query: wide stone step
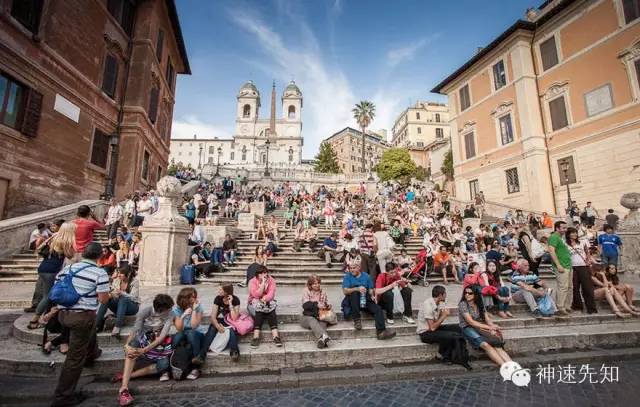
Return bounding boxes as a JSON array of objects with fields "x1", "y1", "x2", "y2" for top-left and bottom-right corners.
[{"x1": 4, "y1": 318, "x2": 640, "y2": 377}]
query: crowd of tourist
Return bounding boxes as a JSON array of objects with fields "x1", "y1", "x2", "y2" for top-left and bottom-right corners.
[{"x1": 20, "y1": 175, "x2": 635, "y2": 406}]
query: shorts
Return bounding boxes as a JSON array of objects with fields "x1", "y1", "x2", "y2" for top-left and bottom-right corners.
[{"x1": 128, "y1": 338, "x2": 170, "y2": 373}]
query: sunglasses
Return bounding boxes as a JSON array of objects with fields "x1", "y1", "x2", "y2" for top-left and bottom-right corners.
[{"x1": 464, "y1": 291, "x2": 474, "y2": 295}]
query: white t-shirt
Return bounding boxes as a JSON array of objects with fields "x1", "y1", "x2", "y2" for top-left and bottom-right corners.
[
  {"x1": 417, "y1": 297, "x2": 441, "y2": 334},
  {"x1": 137, "y1": 200, "x2": 153, "y2": 216}
]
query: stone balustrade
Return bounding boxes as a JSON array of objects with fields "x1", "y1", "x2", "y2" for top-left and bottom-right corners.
[{"x1": 0, "y1": 199, "x2": 108, "y2": 258}]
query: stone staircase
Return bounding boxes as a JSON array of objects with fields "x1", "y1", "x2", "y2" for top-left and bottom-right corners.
[
  {"x1": 0, "y1": 209, "x2": 559, "y2": 286},
  {"x1": 4, "y1": 302, "x2": 640, "y2": 379}
]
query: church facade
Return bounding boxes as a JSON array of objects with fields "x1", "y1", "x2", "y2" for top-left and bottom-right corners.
[{"x1": 169, "y1": 80, "x2": 304, "y2": 171}]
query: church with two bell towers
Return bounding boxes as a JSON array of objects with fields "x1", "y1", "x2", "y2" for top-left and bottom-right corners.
[{"x1": 169, "y1": 80, "x2": 304, "y2": 171}]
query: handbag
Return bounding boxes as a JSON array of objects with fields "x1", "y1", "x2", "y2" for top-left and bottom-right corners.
[
  {"x1": 137, "y1": 331, "x2": 173, "y2": 360},
  {"x1": 536, "y1": 294, "x2": 558, "y2": 316},
  {"x1": 318, "y1": 309, "x2": 338, "y2": 325},
  {"x1": 254, "y1": 299, "x2": 277, "y2": 314},
  {"x1": 477, "y1": 327, "x2": 505, "y2": 347},
  {"x1": 224, "y1": 312, "x2": 254, "y2": 335},
  {"x1": 391, "y1": 286, "x2": 405, "y2": 314},
  {"x1": 209, "y1": 327, "x2": 231, "y2": 353}
]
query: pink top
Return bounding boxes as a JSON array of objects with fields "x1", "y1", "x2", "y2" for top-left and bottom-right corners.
[
  {"x1": 248, "y1": 275, "x2": 276, "y2": 304},
  {"x1": 301, "y1": 288, "x2": 329, "y2": 309}
]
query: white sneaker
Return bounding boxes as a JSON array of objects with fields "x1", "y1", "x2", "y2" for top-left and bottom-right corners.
[
  {"x1": 386, "y1": 319, "x2": 395, "y2": 325},
  {"x1": 403, "y1": 316, "x2": 416, "y2": 324},
  {"x1": 159, "y1": 372, "x2": 170, "y2": 382},
  {"x1": 186, "y1": 369, "x2": 200, "y2": 380}
]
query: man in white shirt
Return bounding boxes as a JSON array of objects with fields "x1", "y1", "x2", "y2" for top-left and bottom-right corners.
[
  {"x1": 123, "y1": 195, "x2": 136, "y2": 227},
  {"x1": 105, "y1": 198, "x2": 123, "y2": 244},
  {"x1": 136, "y1": 193, "x2": 153, "y2": 218},
  {"x1": 28, "y1": 223, "x2": 51, "y2": 251},
  {"x1": 417, "y1": 285, "x2": 470, "y2": 369}
]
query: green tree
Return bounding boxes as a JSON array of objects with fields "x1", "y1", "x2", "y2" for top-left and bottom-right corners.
[
  {"x1": 441, "y1": 149, "x2": 454, "y2": 181},
  {"x1": 415, "y1": 166, "x2": 429, "y2": 181},
  {"x1": 167, "y1": 162, "x2": 177, "y2": 176},
  {"x1": 352, "y1": 101, "x2": 376, "y2": 174},
  {"x1": 375, "y1": 148, "x2": 417, "y2": 183},
  {"x1": 314, "y1": 142, "x2": 341, "y2": 174}
]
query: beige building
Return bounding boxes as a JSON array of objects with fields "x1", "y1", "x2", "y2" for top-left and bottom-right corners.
[
  {"x1": 390, "y1": 102, "x2": 449, "y2": 148},
  {"x1": 432, "y1": 0, "x2": 640, "y2": 214},
  {"x1": 323, "y1": 127, "x2": 389, "y2": 175}
]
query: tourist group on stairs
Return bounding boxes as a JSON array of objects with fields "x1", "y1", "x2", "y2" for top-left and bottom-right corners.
[{"x1": 19, "y1": 175, "x2": 636, "y2": 406}]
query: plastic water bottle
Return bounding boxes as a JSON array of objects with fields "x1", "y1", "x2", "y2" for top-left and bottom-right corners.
[{"x1": 360, "y1": 291, "x2": 366, "y2": 308}]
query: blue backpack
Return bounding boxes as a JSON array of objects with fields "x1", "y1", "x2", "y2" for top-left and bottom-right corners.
[{"x1": 48, "y1": 264, "x2": 94, "y2": 307}]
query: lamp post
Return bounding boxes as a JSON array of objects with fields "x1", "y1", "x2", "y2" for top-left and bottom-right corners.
[
  {"x1": 264, "y1": 139, "x2": 271, "y2": 177},
  {"x1": 215, "y1": 146, "x2": 222, "y2": 177},
  {"x1": 560, "y1": 160, "x2": 572, "y2": 215},
  {"x1": 198, "y1": 141, "x2": 203, "y2": 180}
]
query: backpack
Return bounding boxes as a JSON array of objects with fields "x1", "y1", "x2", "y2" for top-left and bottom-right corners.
[
  {"x1": 48, "y1": 264, "x2": 94, "y2": 307},
  {"x1": 170, "y1": 337, "x2": 193, "y2": 380}
]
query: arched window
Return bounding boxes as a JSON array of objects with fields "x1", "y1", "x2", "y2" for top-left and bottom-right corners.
[
  {"x1": 288, "y1": 146, "x2": 294, "y2": 162},
  {"x1": 243, "y1": 104, "x2": 251, "y2": 118},
  {"x1": 208, "y1": 146, "x2": 214, "y2": 154},
  {"x1": 288, "y1": 105, "x2": 296, "y2": 119},
  {"x1": 241, "y1": 146, "x2": 247, "y2": 161}
]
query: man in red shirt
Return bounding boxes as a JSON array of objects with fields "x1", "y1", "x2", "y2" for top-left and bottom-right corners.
[
  {"x1": 73, "y1": 205, "x2": 104, "y2": 260},
  {"x1": 375, "y1": 263, "x2": 415, "y2": 325},
  {"x1": 433, "y1": 246, "x2": 456, "y2": 285}
]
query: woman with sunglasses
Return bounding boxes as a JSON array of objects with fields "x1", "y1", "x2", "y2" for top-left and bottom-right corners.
[{"x1": 458, "y1": 287, "x2": 514, "y2": 367}]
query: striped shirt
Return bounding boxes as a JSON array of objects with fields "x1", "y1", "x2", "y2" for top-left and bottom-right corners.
[{"x1": 55, "y1": 260, "x2": 109, "y2": 311}]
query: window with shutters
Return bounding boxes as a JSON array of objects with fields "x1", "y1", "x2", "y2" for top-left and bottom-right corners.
[
  {"x1": 107, "y1": 0, "x2": 135, "y2": 36},
  {"x1": 141, "y1": 150, "x2": 150, "y2": 181},
  {"x1": 416, "y1": 112, "x2": 421, "y2": 120},
  {"x1": 557, "y1": 156, "x2": 577, "y2": 185},
  {"x1": 505, "y1": 168, "x2": 520, "y2": 194},
  {"x1": 549, "y1": 96, "x2": 569, "y2": 131},
  {"x1": 540, "y1": 37, "x2": 559, "y2": 71},
  {"x1": 11, "y1": 0, "x2": 43, "y2": 33},
  {"x1": 148, "y1": 86, "x2": 159, "y2": 124},
  {"x1": 492, "y1": 60, "x2": 507, "y2": 90},
  {"x1": 417, "y1": 127, "x2": 422, "y2": 134},
  {"x1": 156, "y1": 29, "x2": 164, "y2": 61},
  {"x1": 90, "y1": 129, "x2": 110, "y2": 169},
  {"x1": 463, "y1": 132, "x2": 476, "y2": 159},
  {"x1": 459, "y1": 84, "x2": 471, "y2": 111},
  {"x1": 166, "y1": 57, "x2": 174, "y2": 91},
  {"x1": 499, "y1": 114, "x2": 514, "y2": 145},
  {"x1": 230, "y1": 151, "x2": 235, "y2": 160},
  {"x1": 101, "y1": 54, "x2": 118, "y2": 99},
  {"x1": 436, "y1": 128, "x2": 444, "y2": 138},
  {"x1": 0, "y1": 73, "x2": 26, "y2": 130},
  {"x1": 469, "y1": 180, "x2": 479, "y2": 200},
  {"x1": 435, "y1": 113, "x2": 440, "y2": 122},
  {"x1": 622, "y1": 0, "x2": 640, "y2": 23}
]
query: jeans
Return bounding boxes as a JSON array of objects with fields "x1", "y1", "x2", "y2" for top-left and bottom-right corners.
[
  {"x1": 106, "y1": 221, "x2": 120, "y2": 240},
  {"x1": 35, "y1": 273, "x2": 57, "y2": 315},
  {"x1": 600, "y1": 254, "x2": 618, "y2": 267},
  {"x1": 495, "y1": 286, "x2": 511, "y2": 312},
  {"x1": 211, "y1": 248, "x2": 224, "y2": 265},
  {"x1": 53, "y1": 310, "x2": 100, "y2": 405},
  {"x1": 378, "y1": 287, "x2": 413, "y2": 318},
  {"x1": 346, "y1": 292, "x2": 386, "y2": 333},
  {"x1": 360, "y1": 253, "x2": 378, "y2": 281},
  {"x1": 456, "y1": 264, "x2": 467, "y2": 282},
  {"x1": 95, "y1": 296, "x2": 139, "y2": 331},
  {"x1": 199, "y1": 325, "x2": 239, "y2": 359},
  {"x1": 224, "y1": 250, "x2": 237, "y2": 263},
  {"x1": 173, "y1": 328, "x2": 205, "y2": 358}
]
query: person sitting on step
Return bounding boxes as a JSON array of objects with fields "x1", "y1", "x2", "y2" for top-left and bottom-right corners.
[
  {"x1": 193, "y1": 284, "x2": 241, "y2": 365},
  {"x1": 509, "y1": 259, "x2": 550, "y2": 318},
  {"x1": 171, "y1": 287, "x2": 205, "y2": 380},
  {"x1": 342, "y1": 261, "x2": 396, "y2": 340},
  {"x1": 375, "y1": 262, "x2": 415, "y2": 325},
  {"x1": 115, "y1": 294, "x2": 175, "y2": 406},
  {"x1": 417, "y1": 285, "x2": 471, "y2": 370},
  {"x1": 95, "y1": 265, "x2": 140, "y2": 339},
  {"x1": 247, "y1": 266, "x2": 282, "y2": 348},
  {"x1": 301, "y1": 275, "x2": 336, "y2": 349},
  {"x1": 321, "y1": 232, "x2": 342, "y2": 268}
]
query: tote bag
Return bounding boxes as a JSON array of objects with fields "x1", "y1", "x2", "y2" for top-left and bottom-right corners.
[
  {"x1": 392, "y1": 286, "x2": 405, "y2": 314},
  {"x1": 209, "y1": 327, "x2": 231, "y2": 353}
]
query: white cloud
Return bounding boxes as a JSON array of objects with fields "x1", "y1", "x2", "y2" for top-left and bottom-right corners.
[
  {"x1": 228, "y1": 8, "x2": 356, "y2": 157},
  {"x1": 171, "y1": 115, "x2": 233, "y2": 140},
  {"x1": 386, "y1": 36, "x2": 435, "y2": 67}
]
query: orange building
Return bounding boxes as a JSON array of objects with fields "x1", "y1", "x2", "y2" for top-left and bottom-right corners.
[{"x1": 432, "y1": 0, "x2": 640, "y2": 215}]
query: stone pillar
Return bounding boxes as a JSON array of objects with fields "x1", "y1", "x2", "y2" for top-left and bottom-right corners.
[
  {"x1": 138, "y1": 176, "x2": 191, "y2": 286},
  {"x1": 205, "y1": 225, "x2": 241, "y2": 245},
  {"x1": 238, "y1": 212, "x2": 257, "y2": 231},
  {"x1": 250, "y1": 201, "x2": 265, "y2": 216},
  {"x1": 619, "y1": 193, "x2": 640, "y2": 275}
]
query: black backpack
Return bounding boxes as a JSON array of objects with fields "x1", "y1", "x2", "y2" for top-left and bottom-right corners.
[{"x1": 170, "y1": 337, "x2": 193, "y2": 380}]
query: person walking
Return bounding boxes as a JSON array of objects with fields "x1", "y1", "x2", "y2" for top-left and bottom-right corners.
[
  {"x1": 51, "y1": 242, "x2": 109, "y2": 407},
  {"x1": 548, "y1": 221, "x2": 573, "y2": 316}
]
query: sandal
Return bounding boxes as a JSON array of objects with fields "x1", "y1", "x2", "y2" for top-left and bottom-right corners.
[
  {"x1": 111, "y1": 372, "x2": 124, "y2": 383},
  {"x1": 42, "y1": 341, "x2": 52, "y2": 355}
]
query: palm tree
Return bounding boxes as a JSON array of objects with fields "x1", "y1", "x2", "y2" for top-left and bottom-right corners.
[{"x1": 352, "y1": 101, "x2": 376, "y2": 174}]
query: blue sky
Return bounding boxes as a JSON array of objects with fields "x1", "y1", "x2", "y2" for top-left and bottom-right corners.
[{"x1": 172, "y1": 0, "x2": 537, "y2": 157}]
